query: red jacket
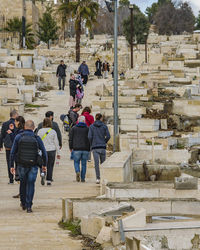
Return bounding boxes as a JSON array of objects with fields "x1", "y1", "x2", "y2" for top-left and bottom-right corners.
[{"x1": 82, "y1": 112, "x2": 94, "y2": 127}]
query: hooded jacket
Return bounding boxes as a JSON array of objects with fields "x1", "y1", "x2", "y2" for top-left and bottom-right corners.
[
  {"x1": 88, "y1": 120, "x2": 110, "y2": 150},
  {"x1": 69, "y1": 79, "x2": 79, "y2": 98}
]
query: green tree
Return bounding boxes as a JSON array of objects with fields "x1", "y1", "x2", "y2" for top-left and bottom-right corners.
[
  {"x1": 196, "y1": 11, "x2": 200, "y2": 30},
  {"x1": 37, "y1": 6, "x2": 59, "y2": 49},
  {"x1": 4, "y1": 17, "x2": 35, "y2": 49},
  {"x1": 58, "y1": 0, "x2": 99, "y2": 62},
  {"x1": 123, "y1": 5, "x2": 150, "y2": 45},
  {"x1": 119, "y1": 0, "x2": 130, "y2": 7}
]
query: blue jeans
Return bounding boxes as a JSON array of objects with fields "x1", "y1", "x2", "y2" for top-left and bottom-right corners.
[
  {"x1": 18, "y1": 166, "x2": 38, "y2": 209},
  {"x1": 73, "y1": 151, "x2": 89, "y2": 181}
]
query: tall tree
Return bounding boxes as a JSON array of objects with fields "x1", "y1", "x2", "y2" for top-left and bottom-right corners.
[
  {"x1": 4, "y1": 17, "x2": 35, "y2": 49},
  {"x1": 145, "y1": 0, "x2": 172, "y2": 23},
  {"x1": 123, "y1": 5, "x2": 150, "y2": 44},
  {"x1": 37, "y1": 5, "x2": 59, "y2": 49},
  {"x1": 154, "y1": 1, "x2": 195, "y2": 35},
  {"x1": 196, "y1": 11, "x2": 200, "y2": 30},
  {"x1": 58, "y1": 0, "x2": 99, "y2": 62}
]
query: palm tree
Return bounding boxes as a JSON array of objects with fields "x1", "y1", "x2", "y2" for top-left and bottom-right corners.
[
  {"x1": 4, "y1": 17, "x2": 35, "y2": 49},
  {"x1": 58, "y1": 0, "x2": 99, "y2": 62}
]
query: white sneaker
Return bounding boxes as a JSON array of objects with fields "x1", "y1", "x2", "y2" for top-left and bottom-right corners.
[{"x1": 96, "y1": 179, "x2": 100, "y2": 184}]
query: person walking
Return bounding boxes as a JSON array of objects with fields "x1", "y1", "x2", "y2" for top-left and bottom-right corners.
[
  {"x1": 0, "y1": 110, "x2": 18, "y2": 184},
  {"x1": 88, "y1": 113, "x2": 110, "y2": 184},
  {"x1": 69, "y1": 73, "x2": 79, "y2": 108},
  {"x1": 11, "y1": 116, "x2": 25, "y2": 198},
  {"x1": 81, "y1": 107, "x2": 94, "y2": 162},
  {"x1": 10, "y1": 120, "x2": 47, "y2": 213},
  {"x1": 38, "y1": 118, "x2": 60, "y2": 186},
  {"x1": 102, "y1": 61, "x2": 110, "y2": 79},
  {"x1": 68, "y1": 104, "x2": 82, "y2": 127},
  {"x1": 56, "y1": 60, "x2": 67, "y2": 90},
  {"x1": 69, "y1": 116, "x2": 90, "y2": 182},
  {"x1": 78, "y1": 61, "x2": 89, "y2": 85},
  {"x1": 37, "y1": 111, "x2": 62, "y2": 149},
  {"x1": 95, "y1": 58, "x2": 102, "y2": 79}
]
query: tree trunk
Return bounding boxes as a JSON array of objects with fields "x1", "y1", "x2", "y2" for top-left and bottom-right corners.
[{"x1": 75, "y1": 19, "x2": 81, "y2": 62}]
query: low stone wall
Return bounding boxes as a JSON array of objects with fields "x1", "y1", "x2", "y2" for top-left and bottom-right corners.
[{"x1": 62, "y1": 197, "x2": 200, "y2": 221}]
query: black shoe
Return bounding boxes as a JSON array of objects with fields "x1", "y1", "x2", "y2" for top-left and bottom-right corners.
[
  {"x1": 81, "y1": 179, "x2": 85, "y2": 183},
  {"x1": 20, "y1": 203, "x2": 26, "y2": 210},
  {"x1": 76, "y1": 172, "x2": 80, "y2": 182},
  {"x1": 27, "y1": 208, "x2": 33, "y2": 213},
  {"x1": 8, "y1": 180, "x2": 14, "y2": 184},
  {"x1": 59, "y1": 88, "x2": 61, "y2": 90},
  {"x1": 41, "y1": 176, "x2": 45, "y2": 186},
  {"x1": 47, "y1": 182, "x2": 51, "y2": 186},
  {"x1": 13, "y1": 194, "x2": 20, "y2": 198}
]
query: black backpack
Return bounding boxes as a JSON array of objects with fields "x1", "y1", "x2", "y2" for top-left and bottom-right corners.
[{"x1": 17, "y1": 133, "x2": 39, "y2": 167}]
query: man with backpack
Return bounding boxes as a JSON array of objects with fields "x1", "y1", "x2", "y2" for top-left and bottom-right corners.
[
  {"x1": 0, "y1": 110, "x2": 18, "y2": 184},
  {"x1": 68, "y1": 104, "x2": 82, "y2": 127},
  {"x1": 10, "y1": 120, "x2": 47, "y2": 213}
]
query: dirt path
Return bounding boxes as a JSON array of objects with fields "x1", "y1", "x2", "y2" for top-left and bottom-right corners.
[{"x1": 0, "y1": 77, "x2": 104, "y2": 250}]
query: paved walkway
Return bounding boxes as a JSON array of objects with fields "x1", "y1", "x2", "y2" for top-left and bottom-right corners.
[{"x1": 0, "y1": 78, "x2": 103, "y2": 249}]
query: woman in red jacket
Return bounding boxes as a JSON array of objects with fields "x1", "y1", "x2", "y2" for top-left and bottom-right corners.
[
  {"x1": 81, "y1": 107, "x2": 94, "y2": 162},
  {"x1": 81, "y1": 107, "x2": 94, "y2": 127}
]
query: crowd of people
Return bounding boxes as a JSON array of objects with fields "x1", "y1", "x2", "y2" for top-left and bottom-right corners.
[{"x1": 0, "y1": 61, "x2": 111, "y2": 213}]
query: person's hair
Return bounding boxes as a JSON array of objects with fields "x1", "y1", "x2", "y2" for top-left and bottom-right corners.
[
  {"x1": 10, "y1": 109, "x2": 18, "y2": 118},
  {"x1": 83, "y1": 61, "x2": 86, "y2": 63},
  {"x1": 15, "y1": 116, "x2": 25, "y2": 130},
  {"x1": 60, "y1": 60, "x2": 64, "y2": 63},
  {"x1": 42, "y1": 118, "x2": 52, "y2": 128},
  {"x1": 74, "y1": 104, "x2": 82, "y2": 109},
  {"x1": 25, "y1": 120, "x2": 35, "y2": 130},
  {"x1": 78, "y1": 116, "x2": 86, "y2": 123},
  {"x1": 70, "y1": 73, "x2": 74, "y2": 77},
  {"x1": 45, "y1": 111, "x2": 54, "y2": 118},
  {"x1": 95, "y1": 113, "x2": 103, "y2": 121},
  {"x1": 82, "y1": 106, "x2": 91, "y2": 114}
]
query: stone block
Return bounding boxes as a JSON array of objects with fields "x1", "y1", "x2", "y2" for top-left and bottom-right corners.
[
  {"x1": 81, "y1": 215, "x2": 105, "y2": 238},
  {"x1": 161, "y1": 119, "x2": 167, "y2": 130},
  {"x1": 174, "y1": 176, "x2": 198, "y2": 190},
  {"x1": 96, "y1": 226, "x2": 112, "y2": 244},
  {"x1": 101, "y1": 151, "x2": 133, "y2": 183},
  {"x1": 113, "y1": 209, "x2": 146, "y2": 230}
]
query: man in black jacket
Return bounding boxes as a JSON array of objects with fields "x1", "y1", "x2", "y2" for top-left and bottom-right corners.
[
  {"x1": 0, "y1": 109, "x2": 18, "y2": 183},
  {"x1": 69, "y1": 116, "x2": 90, "y2": 182},
  {"x1": 36, "y1": 111, "x2": 62, "y2": 148},
  {"x1": 56, "y1": 60, "x2": 67, "y2": 90}
]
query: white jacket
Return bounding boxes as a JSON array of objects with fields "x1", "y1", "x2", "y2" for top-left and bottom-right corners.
[{"x1": 38, "y1": 127, "x2": 60, "y2": 155}]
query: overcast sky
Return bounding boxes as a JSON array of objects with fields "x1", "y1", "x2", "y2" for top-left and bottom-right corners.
[{"x1": 130, "y1": 0, "x2": 200, "y2": 16}]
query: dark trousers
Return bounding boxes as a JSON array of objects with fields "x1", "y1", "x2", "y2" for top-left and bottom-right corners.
[
  {"x1": 47, "y1": 151, "x2": 56, "y2": 181},
  {"x1": 6, "y1": 149, "x2": 13, "y2": 183},
  {"x1": 58, "y1": 76, "x2": 66, "y2": 90},
  {"x1": 81, "y1": 74, "x2": 88, "y2": 85},
  {"x1": 18, "y1": 166, "x2": 38, "y2": 208},
  {"x1": 92, "y1": 149, "x2": 106, "y2": 180}
]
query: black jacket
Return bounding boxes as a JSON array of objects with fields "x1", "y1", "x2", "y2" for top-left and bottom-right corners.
[
  {"x1": 37, "y1": 121, "x2": 62, "y2": 147},
  {"x1": 0, "y1": 118, "x2": 16, "y2": 148},
  {"x1": 69, "y1": 79, "x2": 79, "y2": 98},
  {"x1": 69, "y1": 122, "x2": 90, "y2": 151},
  {"x1": 56, "y1": 64, "x2": 66, "y2": 77}
]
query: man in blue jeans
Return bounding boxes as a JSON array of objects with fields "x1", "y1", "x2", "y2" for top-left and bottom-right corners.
[
  {"x1": 10, "y1": 120, "x2": 47, "y2": 213},
  {"x1": 69, "y1": 116, "x2": 90, "y2": 182}
]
